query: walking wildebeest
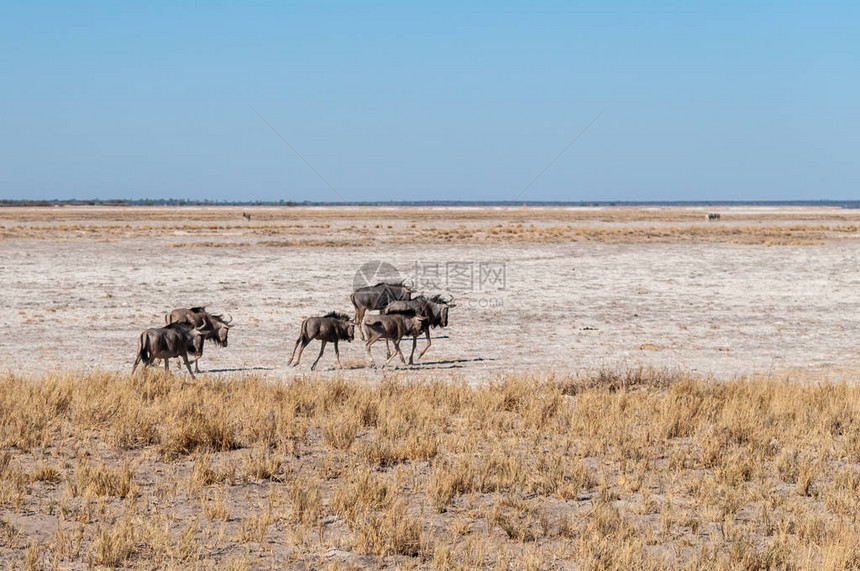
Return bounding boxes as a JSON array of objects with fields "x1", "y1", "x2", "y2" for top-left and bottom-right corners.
[
  {"x1": 707, "y1": 213, "x2": 721, "y2": 221},
  {"x1": 363, "y1": 313, "x2": 427, "y2": 368},
  {"x1": 166, "y1": 307, "x2": 232, "y2": 372},
  {"x1": 350, "y1": 281, "x2": 413, "y2": 340},
  {"x1": 132, "y1": 322, "x2": 211, "y2": 379},
  {"x1": 382, "y1": 294, "x2": 454, "y2": 364},
  {"x1": 288, "y1": 312, "x2": 356, "y2": 370}
]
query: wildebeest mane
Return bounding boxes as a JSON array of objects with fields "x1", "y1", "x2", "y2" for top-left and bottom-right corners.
[
  {"x1": 323, "y1": 311, "x2": 351, "y2": 321},
  {"x1": 190, "y1": 306, "x2": 206, "y2": 313},
  {"x1": 206, "y1": 312, "x2": 229, "y2": 325},
  {"x1": 368, "y1": 280, "x2": 409, "y2": 289}
]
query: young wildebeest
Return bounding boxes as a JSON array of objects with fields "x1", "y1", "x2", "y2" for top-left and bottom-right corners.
[
  {"x1": 288, "y1": 312, "x2": 355, "y2": 370},
  {"x1": 132, "y1": 322, "x2": 210, "y2": 379},
  {"x1": 382, "y1": 294, "x2": 454, "y2": 364},
  {"x1": 165, "y1": 307, "x2": 232, "y2": 372},
  {"x1": 363, "y1": 313, "x2": 427, "y2": 368},
  {"x1": 350, "y1": 281, "x2": 413, "y2": 340}
]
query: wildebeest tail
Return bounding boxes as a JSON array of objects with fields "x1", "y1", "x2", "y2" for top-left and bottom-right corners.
[{"x1": 138, "y1": 332, "x2": 153, "y2": 366}]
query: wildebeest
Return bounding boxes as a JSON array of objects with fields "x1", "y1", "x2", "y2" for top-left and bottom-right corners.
[
  {"x1": 132, "y1": 322, "x2": 211, "y2": 379},
  {"x1": 363, "y1": 313, "x2": 427, "y2": 368},
  {"x1": 350, "y1": 282, "x2": 413, "y2": 340},
  {"x1": 382, "y1": 294, "x2": 454, "y2": 364},
  {"x1": 165, "y1": 307, "x2": 232, "y2": 372},
  {"x1": 707, "y1": 213, "x2": 721, "y2": 221},
  {"x1": 288, "y1": 312, "x2": 356, "y2": 370}
]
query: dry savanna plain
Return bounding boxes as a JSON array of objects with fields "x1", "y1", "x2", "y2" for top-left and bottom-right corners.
[{"x1": 1, "y1": 205, "x2": 860, "y2": 569}]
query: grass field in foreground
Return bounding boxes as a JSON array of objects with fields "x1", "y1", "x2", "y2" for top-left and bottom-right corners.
[{"x1": 2, "y1": 369, "x2": 860, "y2": 569}]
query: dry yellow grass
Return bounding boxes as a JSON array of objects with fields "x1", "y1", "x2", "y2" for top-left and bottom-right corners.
[
  {"x1": 2, "y1": 368, "x2": 860, "y2": 568},
  {"x1": 2, "y1": 205, "x2": 859, "y2": 245}
]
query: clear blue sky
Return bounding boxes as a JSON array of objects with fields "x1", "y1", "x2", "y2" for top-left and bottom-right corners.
[{"x1": 1, "y1": 1, "x2": 857, "y2": 202}]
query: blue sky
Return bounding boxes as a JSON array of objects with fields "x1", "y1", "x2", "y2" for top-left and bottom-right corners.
[{"x1": 1, "y1": 1, "x2": 857, "y2": 202}]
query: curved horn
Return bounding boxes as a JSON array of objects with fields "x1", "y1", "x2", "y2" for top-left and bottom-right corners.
[
  {"x1": 225, "y1": 314, "x2": 233, "y2": 325},
  {"x1": 196, "y1": 316, "x2": 214, "y2": 333}
]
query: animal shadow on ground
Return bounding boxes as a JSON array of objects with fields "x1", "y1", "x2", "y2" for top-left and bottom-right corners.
[
  {"x1": 204, "y1": 366, "x2": 275, "y2": 373},
  {"x1": 407, "y1": 357, "x2": 493, "y2": 369}
]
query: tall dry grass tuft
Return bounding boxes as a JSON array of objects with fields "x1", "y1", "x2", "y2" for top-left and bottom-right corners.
[{"x1": 4, "y1": 367, "x2": 860, "y2": 568}]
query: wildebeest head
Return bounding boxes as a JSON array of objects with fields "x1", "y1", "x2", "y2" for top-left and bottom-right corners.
[
  {"x1": 206, "y1": 313, "x2": 231, "y2": 347},
  {"x1": 186, "y1": 328, "x2": 206, "y2": 358}
]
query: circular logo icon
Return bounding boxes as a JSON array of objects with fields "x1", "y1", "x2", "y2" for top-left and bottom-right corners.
[{"x1": 353, "y1": 260, "x2": 402, "y2": 291}]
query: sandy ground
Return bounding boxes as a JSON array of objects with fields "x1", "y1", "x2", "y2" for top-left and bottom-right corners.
[{"x1": 1, "y1": 206, "x2": 859, "y2": 381}]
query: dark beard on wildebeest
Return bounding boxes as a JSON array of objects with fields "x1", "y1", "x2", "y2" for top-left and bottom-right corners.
[{"x1": 349, "y1": 282, "x2": 413, "y2": 340}]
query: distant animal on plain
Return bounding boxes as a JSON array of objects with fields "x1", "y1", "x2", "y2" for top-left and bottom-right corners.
[
  {"x1": 382, "y1": 294, "x2": 454, "y2": 364},
  {"x1": 363, "y1": 313, "x2": 427, "y2": 368},
  {"x1": 165, "y1": 307, "x2": 232, "y2": 372},
  {"x1": 707, "y1": 213, "x2": 721, "y2": 221},
  {"x1": 350, "y1": 281, "x2": 414, "y2": 340},
  {"x1": 132, "y1": 322, "x2": 211, "y2": 379},
  {"x1": 288, "y1": 312, "x2": 355, "y2": 370},
  {"x1": 242, "y1": 212, "x2": 251, "y2": 221}
]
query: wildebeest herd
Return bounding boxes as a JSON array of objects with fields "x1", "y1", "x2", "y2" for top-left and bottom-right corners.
[{"x1": 132, "y1": 281, "x2": 455, "y2": 376}]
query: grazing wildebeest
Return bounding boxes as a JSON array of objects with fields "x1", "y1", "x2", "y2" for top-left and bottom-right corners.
[
  {"x1": 707, "y1": 213, "x2": 721, "y2": 221},
  {"x1": 350, "y1": 281, "x2": 414, "y2": 340},
  {"x1": 363, "y1": 313, "x2": 427, "y2": 368},
  {"x1": 166, "y1": 307, "x2": 232, "y2": 372},
  {"x1": 132, "y1": 322, "x2": 211, "y2": 379},
  {"x1": 288, "y1": 312, "x2": 356, "y2": 370},
  {"x1": 382, "y1": 294, "x2": 454, "y2": 364}
]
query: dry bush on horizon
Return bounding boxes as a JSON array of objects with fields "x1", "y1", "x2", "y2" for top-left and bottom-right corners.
[
  {"x1": 1, "y1": 368, "x2": 860, "y2": 569},
  {"x1": 2, "y1": 205, "x2": 860, "y2": 246}
]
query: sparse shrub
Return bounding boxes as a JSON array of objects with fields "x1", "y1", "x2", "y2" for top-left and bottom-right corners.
[
  {"x1": 288, "y1": 475, "x2": 322, "y2": 525},
  {"x1": 350, "y1": 499, "x2": 423, "y2": 557},
  {"x1": 242, "y1": 446, "x2": 281, "y2": 481}
]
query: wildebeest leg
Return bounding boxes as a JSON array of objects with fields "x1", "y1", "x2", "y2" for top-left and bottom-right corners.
[
  {"x1": 288, "y1": 335, "x2": 302, "y2": 365},
  {"x1": 310, "y1": 341, "x2": 327, "y2": 371},
  {"x1": 365, "y1": 332, "x2": 381, "y2": 368},
  {"x1": 293, "y1": 338, "x2": 311, "y2": 366},
  {"x1": 384, "y1": 339, "x2": 404, "y2": 367},
  {"x1": 179, "y1": 352, "x2": 197, "y2": 380},
  {"x1": 384, "y1": 339, "x2": 392, "y2": 359},
  {"x1": 334, "y1": 339, "x2": 343, "y2": 369},
  {"x1": 132, "y1": 354, "x2": 141, "y2": 374},
  {"x1": 408, "y1": 335, "x2": 418, "y2": 365},
  {"x1": 355, "y1": 307, "x2": 366, "y2": 340},
  {"x1": 416, "y1": 328, "x2": 432, "y2": 362},
  {"x1": 164, "y1": 359, "x2": 169, "y2": 372}
]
